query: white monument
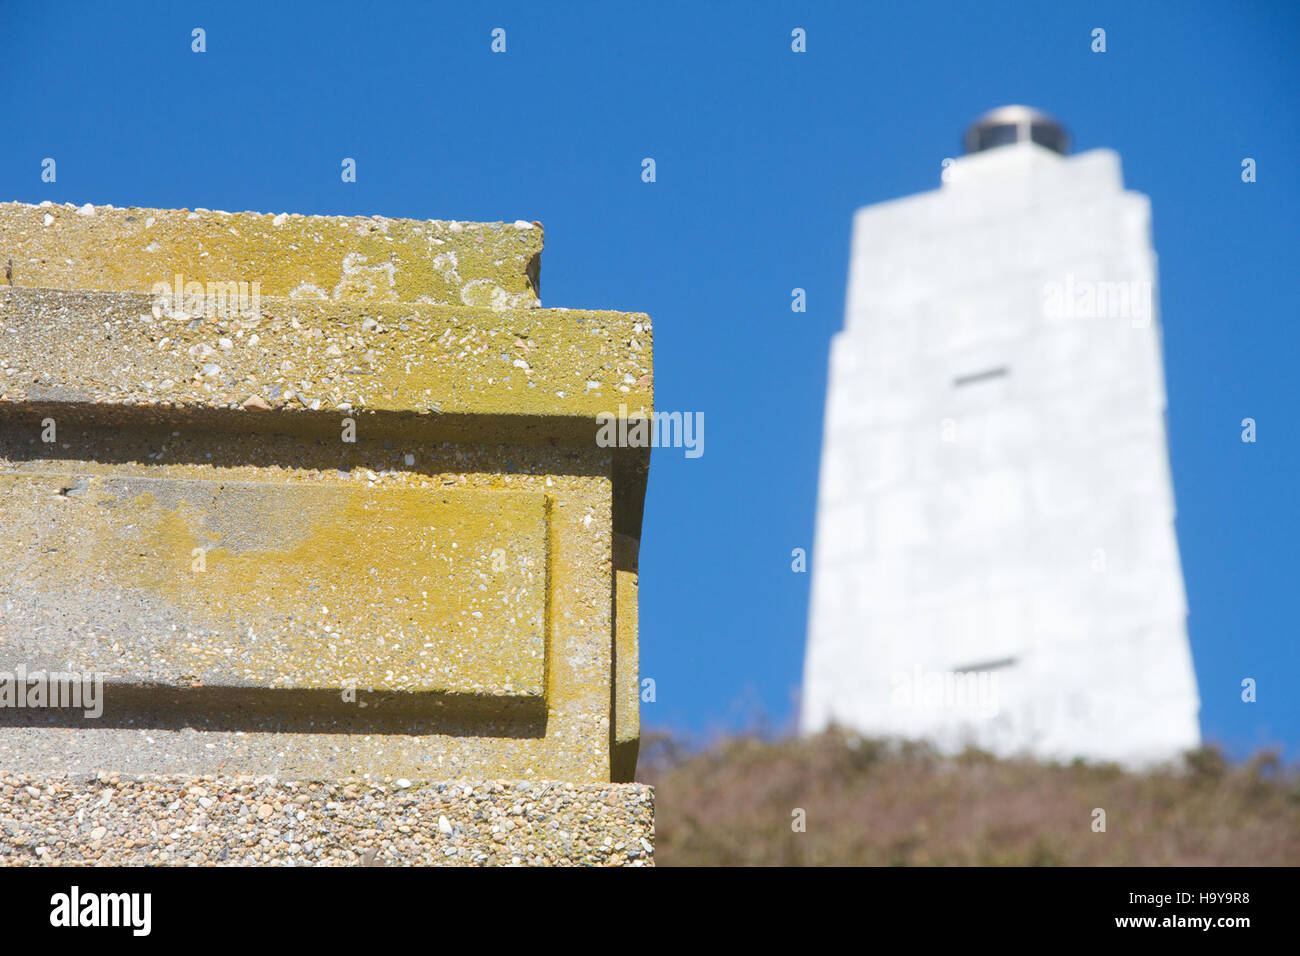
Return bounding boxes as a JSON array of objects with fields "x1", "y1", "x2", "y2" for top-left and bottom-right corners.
[{"x1": 801, "y1": 107, "x2": 1200, "y2": 766}]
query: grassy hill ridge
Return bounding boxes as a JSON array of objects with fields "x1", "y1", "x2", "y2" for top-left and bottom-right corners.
[{"x1": 638, "y1": 730, "x2": 1300, "y2": 866}]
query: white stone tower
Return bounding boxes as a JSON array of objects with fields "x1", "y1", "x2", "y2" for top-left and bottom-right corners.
[{"x1": 801, "y1": 107, "x2": 1200, "y2": 766}]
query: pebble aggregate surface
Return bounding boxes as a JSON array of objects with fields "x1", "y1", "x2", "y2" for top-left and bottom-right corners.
[{"x1": 0, "y1": 774, "x2": 654, "y2": 866}]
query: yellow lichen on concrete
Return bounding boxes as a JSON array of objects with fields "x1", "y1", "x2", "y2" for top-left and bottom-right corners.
[
  {"x1": 0, "y1": 428, "x2": 620, "y2": 781},
  {"x1": 612, "y1": 532, "x2": 641, "y2": 782},
  {"x1": 0, "y1": 288, "x2": 652, "y2": 421},
  {"x1": 0, "y1": 201, "x2": 649, "y2": 789},
  {"x1": 0, "y1": 475, "x2": 548, "y2": 697},
  {"x1": 0, "y1": 201, "x2": 542, "y2": 309}
]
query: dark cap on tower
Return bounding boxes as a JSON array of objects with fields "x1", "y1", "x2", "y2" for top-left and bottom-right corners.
[{"x1": 964, "y1": 105, "x2": 1070, "y2": 155}]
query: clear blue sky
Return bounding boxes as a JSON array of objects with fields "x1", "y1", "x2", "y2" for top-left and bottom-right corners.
[{"x1": 3, "y1": 1, "x2": 1296, "y2": 761}]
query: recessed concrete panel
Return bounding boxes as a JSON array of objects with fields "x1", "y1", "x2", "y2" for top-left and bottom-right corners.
[{"x1": 0, "y1": 476, "x2": 548, "y2": 698}]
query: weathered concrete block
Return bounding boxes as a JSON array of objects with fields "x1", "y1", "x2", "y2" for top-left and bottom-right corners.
[
  {"x1": 0, "y1": 287, "x2": 651, "y2": 419},
  {"x1": 0, "y1": 202, "x2": 542, "y2": 309},
  {"x1": 0, "y1": 202, "x2": 650, "y2": 797},
  {"x1": 0, "y1": 477, "x2": 550, "y2": 698}
]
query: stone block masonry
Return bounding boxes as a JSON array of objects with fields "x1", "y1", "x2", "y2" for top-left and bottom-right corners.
[{"x1": 0, "y1": 200, "x2": 652, "y2": 864}]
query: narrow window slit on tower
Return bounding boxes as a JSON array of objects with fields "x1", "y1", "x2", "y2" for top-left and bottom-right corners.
[
  {"x1": 952, "y1": 656, "x2": 1017, "y2": 673},
  {"x1": 953, "y1": 366, "x2": 1008, "y2": 387}
]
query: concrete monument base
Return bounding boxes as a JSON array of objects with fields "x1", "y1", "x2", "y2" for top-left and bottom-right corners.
[{"x1": 0, "y1": 774, "x2": 654, "y2": 866}]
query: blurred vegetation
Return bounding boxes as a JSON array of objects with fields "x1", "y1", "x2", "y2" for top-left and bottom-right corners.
[{"x1": 637, "y1": 729, "x2": 1300, "y2": 866}]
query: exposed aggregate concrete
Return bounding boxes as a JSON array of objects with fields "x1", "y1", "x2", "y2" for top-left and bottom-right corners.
[{"x1": 0, "y1": 774, "x2": 654, "y2": 866}]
